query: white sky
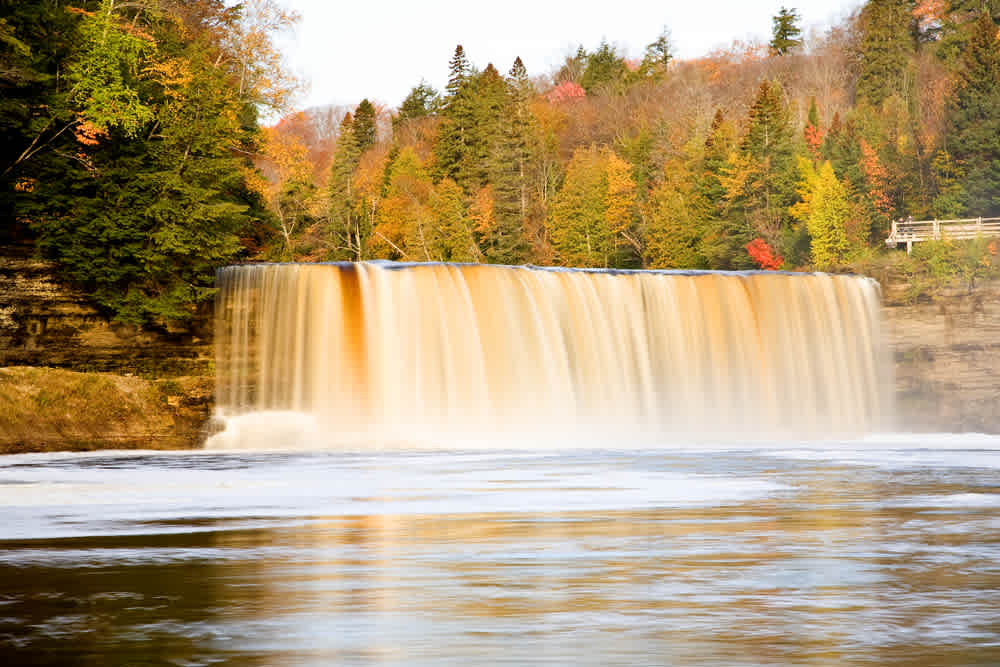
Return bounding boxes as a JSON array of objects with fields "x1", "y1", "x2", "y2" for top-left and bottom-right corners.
[{"x1": 276, "y1": 0, "x2": 863, "y2": 112}]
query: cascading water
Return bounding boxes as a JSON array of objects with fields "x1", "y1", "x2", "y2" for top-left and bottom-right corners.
[{"x1": 208, "y1": 262, "x2": 891, "y2": 448}]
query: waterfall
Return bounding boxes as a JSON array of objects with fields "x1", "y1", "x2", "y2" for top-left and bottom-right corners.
[{"x1": 209, "y1": 262, "x2": 890, "y2": 448}]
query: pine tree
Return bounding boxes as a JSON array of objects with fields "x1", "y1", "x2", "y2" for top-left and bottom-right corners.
[
  {"x1": 431, "y1": 178, "x2": 482, "y2": 262},
  {"x1": 580, "y1": 41, "x2": 627, "y2": 94},
  {"x1": 328, "y1": 113, "x2": 362, "y2": 259},
  {"x1": 638, "y1": 27, "x2": 673, "y2": 80},
  {"x1": 699, "y1": 110, "x2": 750, "y2": 269},
  {"x1": 730, "y1": 80, "x2": 799, "y2": 250},
  {"x1": 945, "y1": 11, "x2": 1000, "y2": 216},
  {"x1": 479, "y1": 57, "x2": 534, "y2": 264},
  {"x1": 445, "y1": 44, "x2": 471, "y2": 98},
  {"x1": 855, "y1": 0, "x2": 916, "y2": 107},
  {"x1": 435, "y1": 46, "x2": 478, "y2": 189},
  {"x1": 395, "y1": 81, "x2": 439, "y2": 128},
  {"x1": 352, "y1": 98, "x2": 377, "y2": 152},
  {"x1": 770, "y1": 7, "x2": 803, "y2": 55}
]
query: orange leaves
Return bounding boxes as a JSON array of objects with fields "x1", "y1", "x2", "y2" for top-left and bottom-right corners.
[
  {"x1": 859, "y1": 139, "x2": 893, "y2": 220},
  {"x1": 913, "y1": 0, "x2": 947, "y2": 33},
  {"x1": 746, "y1": 238, "x2": 783, "y2": 270},
  {"x1": 804, "y1": 124, "x2": 824, "y2": 161},
  {"x1": 469, "y1": 185, "x2": 497, "y2": 235},
  {"x1": 73, "y1": 120, "x2": 109, "y2": 147}
]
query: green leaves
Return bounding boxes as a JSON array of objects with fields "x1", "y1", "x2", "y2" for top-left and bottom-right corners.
[{"x1": 68, "y1": 0, "x2": 155, "y2": 138}]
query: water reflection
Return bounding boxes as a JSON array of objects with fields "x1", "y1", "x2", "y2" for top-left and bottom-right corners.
[{"x1": 0, "y1": 444, "x2": 997, "y2": 665}]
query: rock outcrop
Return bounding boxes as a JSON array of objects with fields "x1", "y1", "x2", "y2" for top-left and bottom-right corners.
[
  {"x1": 883, "y1": 281, "x2": 1000, "y2": 433},
  {"x1": 0, "y1": 255, "x2": 212, "y2": 376}
]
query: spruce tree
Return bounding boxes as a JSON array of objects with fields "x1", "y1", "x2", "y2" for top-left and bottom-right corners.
[
  {"x1": 431, "y1": 178, "x2": 481, "y2": 262},
  {"x1": 855, "y1": 0, "x2": 915, "y2": 107},
  {"x1": 699, "y1": 110, "x2": 749, "y2": 269},
  {"x1": 580, "y1": 41, "x2": 627, "y2": 94},
  {"x1": 945, "y1": 11, "x2": 1000, "y2": 216},
  {"x1": 730, "y1": 80, "x2": 799, "y2": 251},
  {"x1": 638, "y1": 27, "x2": 673, "y2": 80},
  {"x1": 328, "y1": 113, "x2": 362, "y2": 259},
  {"x1": 476, "y1": 63, "x2": 527, "y2": 262},
  {"x1": 352, "y1": 98, "x2": 377, "y2": 152},
  {"x1": 770, "y1": 7, "x2": 803, "y2": 55},
  {"x1": 435, "y1": 45, "x2": 478, "y2": 189},
  {"x1": 395, "y1": 81, "x2": 439, "y2": 128},
  {"x1": 445, "y1": 44, "x2": 471, "y2": 98}
]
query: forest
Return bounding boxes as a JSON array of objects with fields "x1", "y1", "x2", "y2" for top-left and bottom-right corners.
[{"x1": 2, "y1": 0, "x2": 1000, "y2": 323}]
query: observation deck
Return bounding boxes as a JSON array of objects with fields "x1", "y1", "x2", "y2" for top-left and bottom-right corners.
[{"x1": 886, "y1": 217, "x2": 1000, "y2": 253}]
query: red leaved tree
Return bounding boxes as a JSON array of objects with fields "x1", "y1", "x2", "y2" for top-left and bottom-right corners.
[{"x1": 746, "y1": 237, "x2": 783, "y2": 270}]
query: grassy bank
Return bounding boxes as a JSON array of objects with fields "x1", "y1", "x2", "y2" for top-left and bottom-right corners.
[{"x1": 0, "y1": 367, "x2": 213, "y2": 453}]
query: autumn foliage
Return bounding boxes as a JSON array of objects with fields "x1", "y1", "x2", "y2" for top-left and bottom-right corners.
[{"x1": 746, "y1": 238, "x2": 784, "y2": 270}]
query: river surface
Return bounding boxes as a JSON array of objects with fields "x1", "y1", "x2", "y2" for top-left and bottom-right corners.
[{"x1": 0, "y1": 434, "x2": 998, "y2": 665}]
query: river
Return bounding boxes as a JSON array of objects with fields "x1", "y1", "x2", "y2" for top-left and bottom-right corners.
[{"x1": 0, "y1": 435, "x2": 997, "y2": 665}]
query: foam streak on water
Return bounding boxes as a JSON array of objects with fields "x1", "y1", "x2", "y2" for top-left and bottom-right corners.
[{"x1": 210, "y1": 263, "x2": 890, "y2": 448}]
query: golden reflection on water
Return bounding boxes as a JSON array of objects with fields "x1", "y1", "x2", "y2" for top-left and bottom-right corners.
[{"x1": 0, "y1": 451, "x2": 996, "y2": 666}]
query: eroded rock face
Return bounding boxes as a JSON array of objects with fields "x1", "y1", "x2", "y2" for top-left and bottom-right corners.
[
  {"x1": 884, "y1": 283, "x2": 1000, "y2": 433},
  {"x1": 0, "y1": 256, "x2": 212, "y2": 376}
]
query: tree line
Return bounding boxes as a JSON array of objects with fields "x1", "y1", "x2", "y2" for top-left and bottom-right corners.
[{"x1": 3, "y1": 1, "x2": 1000, "y2": 323}]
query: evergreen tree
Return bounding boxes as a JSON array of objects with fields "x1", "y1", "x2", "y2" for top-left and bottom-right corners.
[
  {"x1": 770, "y1": 7, "x2": 803, "y2": 55},
  {"x1": 328, "y1": 113, "x2": 362, "y2": 259},
  {"x1": 699, "y1": 110, "x2": 750, "y2": 269},
  {"x1": 580, "y1": 41, "x2": 627, "y2": 94},
  {"x1": 431, "y1": 178, "x2": 481, "y2": 262},
  {"x1": 352, "y1": 98, "x2": 377, "y2": 152},
  {"x1": 638, "y1": 27, "x2": 673, "y2": 80},
  {"x1": 13, "y1": 0, "x2": 283, "y2": 323},
  {"x1": 445, "y1": 44, "x2": 471, "y2": 97},
  {"x1": 727, "y1": 80, "x2": 799, "y2": 253},
  {"x1": 855, "y1": 0, "x2": 916, "y2": 107},
  {"x1": 435, "y1": 46, "x2": 478, "y2": 189},
  {"x1": 476, "y1": 63, "x2": 527, "y2": 262},
  {"x1": 395, "y1": 81, "x2": 439, "y2": 128},
  {"x1": 945, "y1": 11, "x2": 1000, "y2": 216}
]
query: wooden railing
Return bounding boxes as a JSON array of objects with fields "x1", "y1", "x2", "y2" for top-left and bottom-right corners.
[{"x1": 886, "y1": 217, "x2": 1000, "y2": 252}]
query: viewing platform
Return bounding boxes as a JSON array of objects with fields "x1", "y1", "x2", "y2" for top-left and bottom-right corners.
[{"x1": 887, "y1": 217, "x2": 1000, "y2": 253}]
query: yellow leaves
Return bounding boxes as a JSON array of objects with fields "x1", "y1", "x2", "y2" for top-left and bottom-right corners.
[
  {"x1": 789, "y1": 155, "x2": 818, "y2": 224},
  {"x1": 604, "y1": 151, "x2": 636, "y2": 235},
  {"x1": 144, "y1": 58, "x2": 193, "y2": 99},
  {"x1": 13, "y1": 178, "x2": 36, "y2": 193}
]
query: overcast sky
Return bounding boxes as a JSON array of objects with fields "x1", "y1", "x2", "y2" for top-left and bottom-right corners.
[{"x1": 276, "y1": 0, "x2": 862, "y2": 112}]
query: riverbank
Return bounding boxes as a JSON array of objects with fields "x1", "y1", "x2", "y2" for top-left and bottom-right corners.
[{"x1": 0, "y1": 367, "x2": 213, "y2": 453}]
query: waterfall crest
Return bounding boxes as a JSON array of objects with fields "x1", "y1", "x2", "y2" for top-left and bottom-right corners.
[{"x1": 210, "y1": 262, "x2": 890, "y2": 448}]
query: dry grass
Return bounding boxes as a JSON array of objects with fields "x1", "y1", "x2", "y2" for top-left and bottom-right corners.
[{"x1": 0, "y1": 367, "x2": 213, "y2": 453}]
